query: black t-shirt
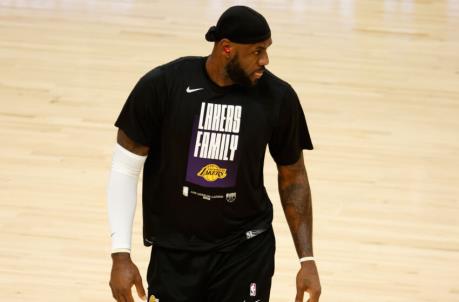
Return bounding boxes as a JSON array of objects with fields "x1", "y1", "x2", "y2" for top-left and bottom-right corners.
[{"x1": 115, "y1": 56, "x2": 313, "y2": 251}]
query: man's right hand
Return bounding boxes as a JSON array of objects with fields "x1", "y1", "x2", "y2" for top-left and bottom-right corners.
[{"x1": 109, "y1": 253, "x2": 147, "y2": 302}]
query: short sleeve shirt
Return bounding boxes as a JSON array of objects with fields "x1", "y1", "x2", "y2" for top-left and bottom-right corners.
[{"x1": 115, "y1": 56, "x2": 313, "y2": 251}]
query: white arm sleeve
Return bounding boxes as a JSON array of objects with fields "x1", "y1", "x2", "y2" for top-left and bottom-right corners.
[{"x1": 107, "y1": 143, "x2": 147, "y2": 253}]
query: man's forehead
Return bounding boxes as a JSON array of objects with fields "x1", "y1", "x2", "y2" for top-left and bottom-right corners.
[
  {"x1": 253, "y1": 38, "x2": 272, "y2": 48},
  {"x1": 235, "y1": 38, "x2": 272, "y2": 50}
]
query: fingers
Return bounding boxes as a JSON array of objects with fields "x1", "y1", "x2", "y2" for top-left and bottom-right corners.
[
  {"x1": 296, "y1": 291, "x2": 320, "y2": 302},
  {"x1": 134, "y1": 271, "x2": 147, "y2": 300},
  {"x1": 112, "y1": 291, "x2": 129, "y2": 302},
  {"x1": 109, "y1": 258, "x2": 145, "y2": 302},
  {"x1": 296, "y1": 263, "x2": 321, "y2": 302},
  {"x1": 308, "y1": 287, "x2": 321, "y2": 302},
  {"x1": 109, "y1": 282, "x2": 119, "y2": 301},
  {"x1": 295, "y1": 289, "x2": 304, "y2": 302},
  {"x1": 125, "y1": 292, "x2": 135, "y2": 302},
  {"x1": 296, "y1": 285, "x2": 321, "y2": 302},
  {"x1": 110, "y1": 289, "x2": 125, "y2": 302},
  {"x1": 110, "y1": 283, "x2": 134, "y2": 302},
  {"x1": 117, "y1": 290, "x2": 134, "y2": 302},
  {"x1": 109, "y1": 283, "x2": 124, "y2": 302},
  {"x1": 309, "y1": 296, "x2": 319, "y2": 302}
]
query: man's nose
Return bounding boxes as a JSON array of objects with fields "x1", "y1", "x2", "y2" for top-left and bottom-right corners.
[{"x1": 259, "y1": 52, "x2": 269, "y2": 66}]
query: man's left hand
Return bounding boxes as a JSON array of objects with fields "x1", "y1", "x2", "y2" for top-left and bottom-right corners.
[{"x1": 295, "y1": 260, "x2": 321, "y2": 302}]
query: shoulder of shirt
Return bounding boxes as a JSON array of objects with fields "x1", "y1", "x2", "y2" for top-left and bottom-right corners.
[
  {"x1": 258, "y1": 69, "x2": 296, "y2": 97},
  {"x1": 140, "y1": 56, "x2": 202, "y2": 80}
]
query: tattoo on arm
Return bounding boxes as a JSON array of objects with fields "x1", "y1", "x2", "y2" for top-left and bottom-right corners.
[{"x1": 277, "y1": 153, "x2": 313, "y2": 257}]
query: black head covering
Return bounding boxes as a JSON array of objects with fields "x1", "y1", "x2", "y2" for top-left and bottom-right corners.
[{"x1": 205, "y1": 6, "x2": 271, "y2": 44}]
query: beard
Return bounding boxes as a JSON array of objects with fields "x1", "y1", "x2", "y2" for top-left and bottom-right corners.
[{"x1": 225, "y1": 54, "x2": 259, "y2": 87}]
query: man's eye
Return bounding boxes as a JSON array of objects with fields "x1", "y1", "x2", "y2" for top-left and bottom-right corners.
[{"x1": 254, "y1": 51, "x2": 260, "y2": 55}]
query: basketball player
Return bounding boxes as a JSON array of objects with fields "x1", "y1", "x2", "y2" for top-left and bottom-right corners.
[{"x1": 107, "y1": 5, "x2": 321, "y2": 302}]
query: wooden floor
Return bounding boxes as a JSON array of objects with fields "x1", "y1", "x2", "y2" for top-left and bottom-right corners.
[{"x1": 1, "y1": 0, "x2": 458, "y2": 301}]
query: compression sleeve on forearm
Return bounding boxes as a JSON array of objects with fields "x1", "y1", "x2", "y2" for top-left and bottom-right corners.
[{"x1": 107, "y1": 143, "x2": 147, "y2": 252}]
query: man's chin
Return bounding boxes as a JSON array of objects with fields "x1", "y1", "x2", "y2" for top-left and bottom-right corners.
[{"x1": 250, "y1": 75, "x2": 263, "y2": 86}]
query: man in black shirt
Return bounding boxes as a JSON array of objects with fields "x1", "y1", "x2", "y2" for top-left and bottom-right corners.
[{"x1": 107, "y1": 5, "x2": 321, "y2": 302}]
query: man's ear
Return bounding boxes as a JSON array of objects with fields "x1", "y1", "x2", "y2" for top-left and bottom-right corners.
[{"x1": 219, "y1": 39, "x2": 232, "y2": 57}]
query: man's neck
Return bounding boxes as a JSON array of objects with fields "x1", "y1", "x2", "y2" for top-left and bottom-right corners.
[{"x1": 205, "y1": 55, "x2": 234, "y2": 87}]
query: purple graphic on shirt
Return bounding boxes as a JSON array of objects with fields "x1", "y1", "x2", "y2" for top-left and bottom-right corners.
[{"x1": 185, "y1": 113, "x2": 239, "y2": 188}]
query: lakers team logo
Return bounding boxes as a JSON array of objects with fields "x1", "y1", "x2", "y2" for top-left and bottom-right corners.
[
  {"x1": 186, "y1": 102, "x2": 241, "y2": 188},
  {"x1": 197, "y1": 164, "x2": 227, "y2": 182}
]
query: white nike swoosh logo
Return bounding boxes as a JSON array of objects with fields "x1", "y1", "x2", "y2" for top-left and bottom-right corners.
[{"x1": 186, "y1": 86, "x2": 204, "y2": 93}]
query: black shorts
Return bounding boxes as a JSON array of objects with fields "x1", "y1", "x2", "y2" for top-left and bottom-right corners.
[{"x1": 147, "y1": 228, "x2": 275, "y2": 302}]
